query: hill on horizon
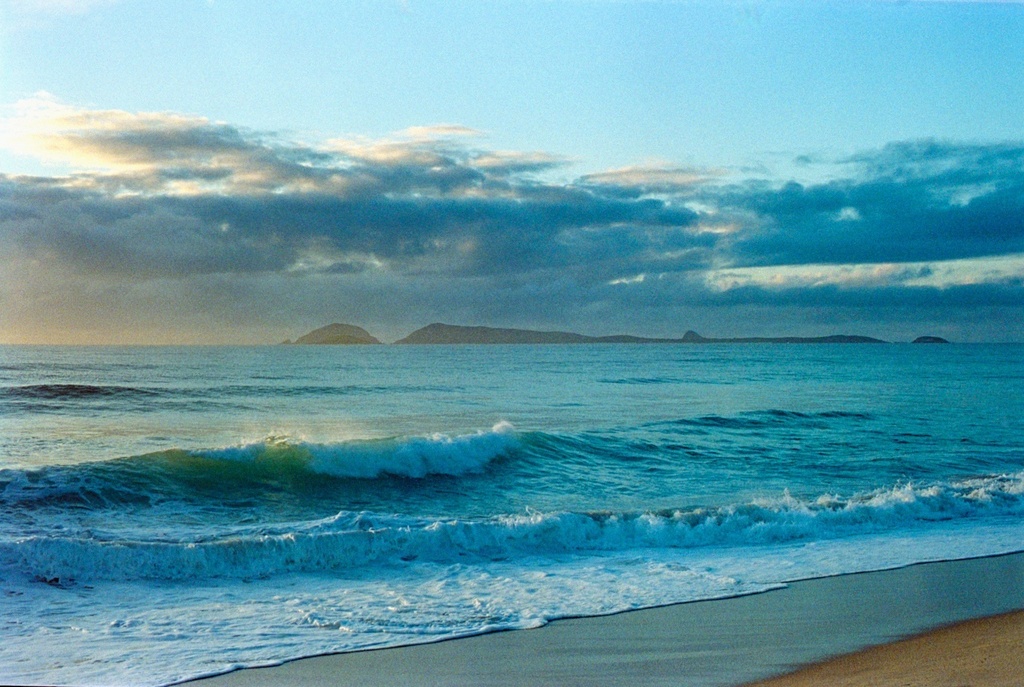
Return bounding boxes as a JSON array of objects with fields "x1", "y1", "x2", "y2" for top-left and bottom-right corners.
[
  {"x1": 282, "y1": 322, "x2": 951, "y2": 345},
  {"x1": 284, "y1": 323, "x2": 381, "y2": 345},
  {"x1": 394, "y1": 323, "x2": 637, "y2": 344},
  {"x1": 393, "y1": 323, "x2": 890, "y2": 345}
]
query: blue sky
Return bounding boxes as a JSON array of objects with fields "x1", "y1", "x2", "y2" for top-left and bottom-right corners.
[{"x1": 1, "y1": 0, "x2": 1022, "y2": 343}]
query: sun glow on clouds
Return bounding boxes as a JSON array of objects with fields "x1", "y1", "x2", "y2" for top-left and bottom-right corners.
[
  {"x1": 3, "y1": 94, "x2": 215, "y2": 170},
  {"x1": 1, "y1": 94, "x2": 329, "y2": 197}
]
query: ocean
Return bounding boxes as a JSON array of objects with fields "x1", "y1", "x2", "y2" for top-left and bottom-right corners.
[{"x1": 1, "y1": 343, "x2": 1022, "y2": 686}]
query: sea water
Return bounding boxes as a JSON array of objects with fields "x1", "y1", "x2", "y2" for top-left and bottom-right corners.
[{"x1": 1, "y1": 343, "x2": 1022, "y2": 686}]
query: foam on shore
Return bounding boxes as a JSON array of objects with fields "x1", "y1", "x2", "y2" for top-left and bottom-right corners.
[{"x1": 181, "y1": 551, "x2": 1024, "y2": 687}]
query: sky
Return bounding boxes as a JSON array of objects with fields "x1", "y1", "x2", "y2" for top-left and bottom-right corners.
[{"x1": 0, "y1": 0, "x2": 1022, "y2": 344}]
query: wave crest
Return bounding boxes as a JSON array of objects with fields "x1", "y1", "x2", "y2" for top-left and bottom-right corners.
[
  {"x1": 7, "y1": 471, "x2": 1023, "y2": 583},
  {"x1": 194, "y1": 422, "x2": 518, "y2": 479},
  {"x1": 0, "y1": 423, "x2": 519, "y2": 509}
]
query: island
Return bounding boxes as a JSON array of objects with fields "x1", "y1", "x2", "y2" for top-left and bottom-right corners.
[
  {"x1": 394, "y1": 323, "x2": 662, "y2": 345},
  {"x1": 283, "y1": 322, "x2": 952, "y2": 346},
  {"x1": 393, "y1": 323, "x2": 889, "y2": 345},
  {"x1": 283, "y1": 323, "x2": 381, "y2": 345},
  {"x1": 677, "y1": 330, "x2": 888, "y2": 344}
]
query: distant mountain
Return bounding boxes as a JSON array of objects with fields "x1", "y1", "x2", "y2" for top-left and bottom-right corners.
[
  {"x1": 912, "y1": 336, "x2": 951, "y2": 344},
  {"x1": 285, "y1": 323, "x2": 381, "y2": 345},
  {"x1": 394, "y1": 323, "x2": 888, "y2": 345}
]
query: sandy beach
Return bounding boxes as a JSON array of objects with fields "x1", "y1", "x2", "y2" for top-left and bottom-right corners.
[
  {"x1": 183, "y1": 551, "x2": 1024, "y2": 687},
  {"x1": 745, "y1": 608, "x2": 1024, "y2": 687}
]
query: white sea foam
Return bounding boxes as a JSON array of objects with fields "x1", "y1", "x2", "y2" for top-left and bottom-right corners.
[{"x1": 4, "y1": 517, "x2": 1024, "y2": 687}]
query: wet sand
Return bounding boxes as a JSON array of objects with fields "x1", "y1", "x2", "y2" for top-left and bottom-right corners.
[{"x1": 182, "y1": 551, "x2": 1024, "y2": 687}]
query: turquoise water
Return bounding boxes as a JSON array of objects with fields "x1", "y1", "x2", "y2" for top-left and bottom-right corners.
[{"x1": 1, "y1": 344, "x2": 1022, "y2": 685}]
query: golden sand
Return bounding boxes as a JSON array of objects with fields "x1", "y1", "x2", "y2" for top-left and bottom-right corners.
[{"x1": 746, "y1": 609, "x2": 1024, "y2": 687}]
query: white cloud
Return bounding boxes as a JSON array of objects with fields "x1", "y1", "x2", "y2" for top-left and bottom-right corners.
[
  {"x1": 609, "y1": 273, "x2": 646, "y2": 285},
  {"x1": 705, "y1": 254, "x2": 1024, "y2": 292},
  {"x1": 835, "y1": 207, "x2": 862, "y2": 222},
  {"x1": 397, "y1": 124, "x2": 482, "y2": 141},
  {"x1": 580, "y1": 164, "x2": 718, "y2": 193},
  {"x1": 470, "y1": 150, "x2": 567, "y2": 171}
]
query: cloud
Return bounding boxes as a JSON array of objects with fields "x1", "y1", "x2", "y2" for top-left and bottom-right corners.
[
  {"x1": 468, "y1": 150, "x2": 569, "y2": 177},
  {"x1": 0, "y1": 97, "x2": 706, "y2": 284},
  {"x1": 710, "y1": 140, "x2": 1024, "y2": 268},
  {"x1": 1, "y1": 94, "x2": 339, "y2": 195},
  {"x1": 1, "y1": 98, "x2": 1022, "y2": 342},
  {"x1": 579, "y1": 164, "x2": 717, "y2": 198},
  {"x1": 705, "y1": 254, "x2": 1024, "y2": 292},
  {"x1": 397, "y1": 124, "x2": 483, "y2": 141}
]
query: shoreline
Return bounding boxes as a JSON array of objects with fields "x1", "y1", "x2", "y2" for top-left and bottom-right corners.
[{"x1": 183, "y1": 550, "x2": 1024, "y2": 687}]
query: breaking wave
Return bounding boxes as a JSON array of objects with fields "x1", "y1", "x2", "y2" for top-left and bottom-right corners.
[
  {"x1": 6, "y1": 471, "x2": 1024, "y2": 583},
  {"x1": 0, "y1": 422, "x2": 519, "y2": 509}
]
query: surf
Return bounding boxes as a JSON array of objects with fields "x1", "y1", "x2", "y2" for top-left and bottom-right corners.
[
  {"x1": 6, "y1": 470, "x2": 1023, "y2": 585},
  {"x1": 0, "y1": 422, "x2": 520, "y2": 509}
]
